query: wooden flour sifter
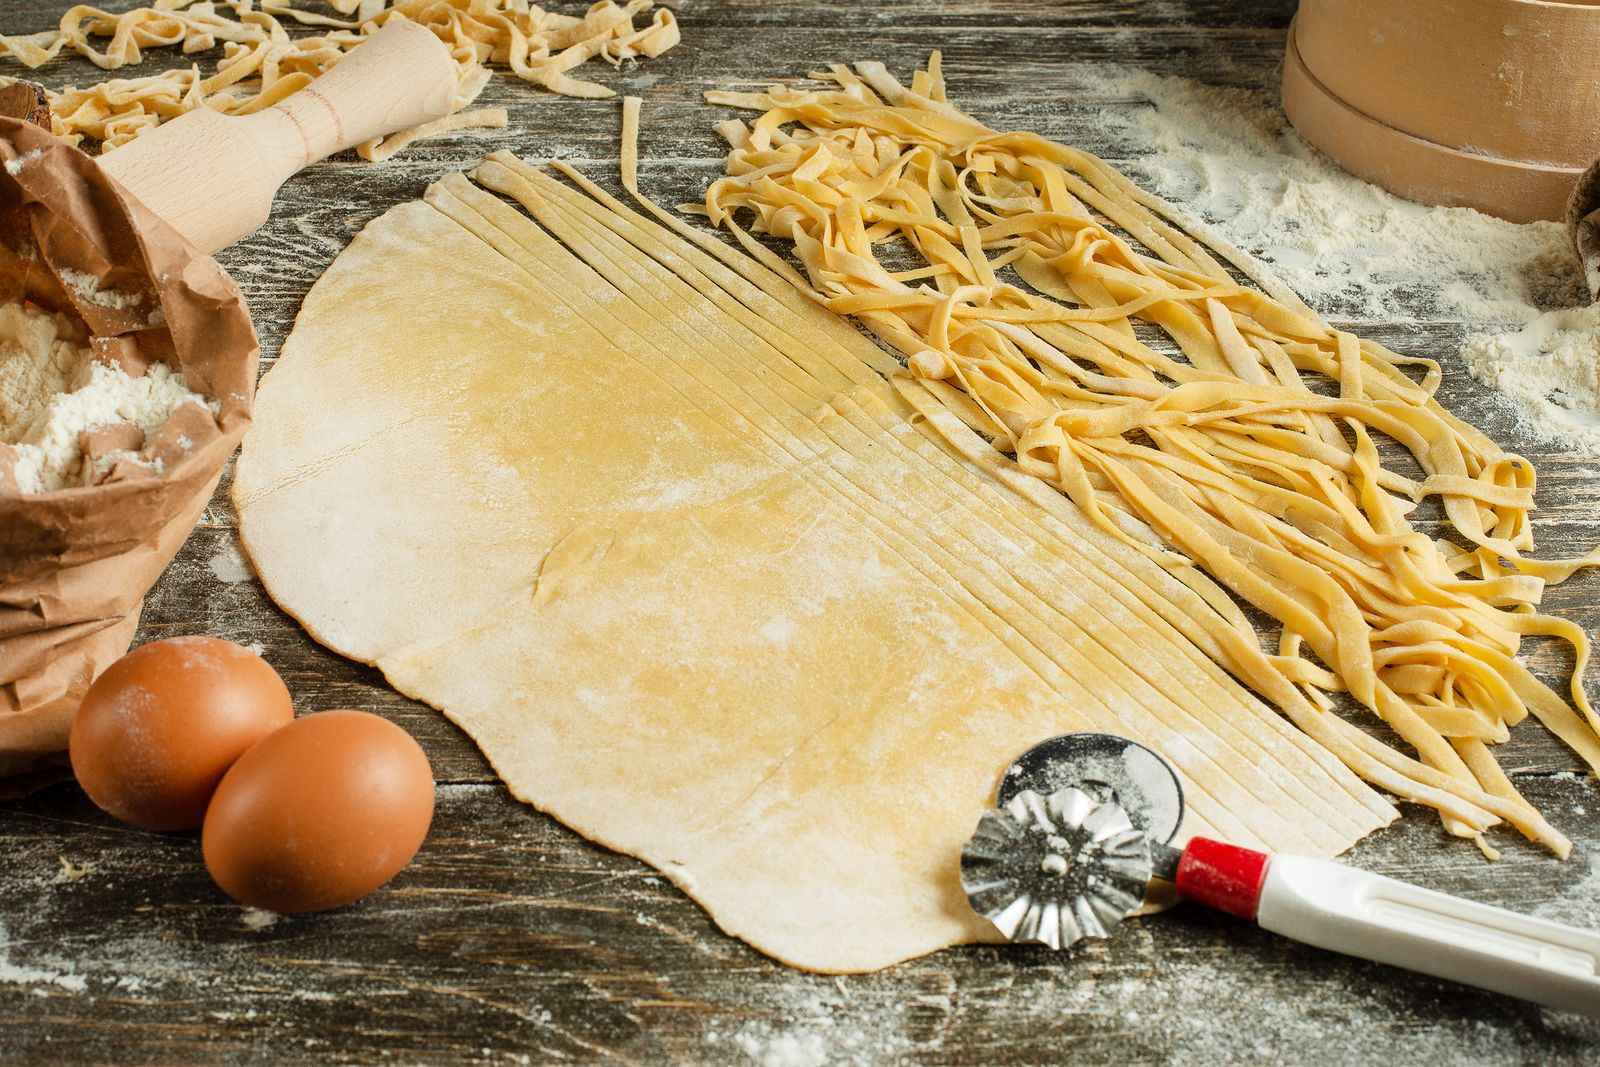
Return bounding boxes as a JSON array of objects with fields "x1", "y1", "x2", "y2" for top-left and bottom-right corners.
[{"x1": 963, "y1": 733, "x2": 1600, "y2": 1017}]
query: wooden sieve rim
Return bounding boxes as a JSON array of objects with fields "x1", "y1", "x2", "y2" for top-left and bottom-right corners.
[{"x1": 1282, "y1": 18, "x2": 1583, "y2": 223}]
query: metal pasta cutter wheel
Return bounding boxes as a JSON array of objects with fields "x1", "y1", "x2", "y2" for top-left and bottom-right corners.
[{"x1": 961, "y1": 733, "x2": 1600, "y2": 1018}]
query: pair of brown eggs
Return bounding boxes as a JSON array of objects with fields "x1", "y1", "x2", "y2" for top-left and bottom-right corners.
[{"x1": 69, "y1": 636, "x2": 434, "y2": 914}]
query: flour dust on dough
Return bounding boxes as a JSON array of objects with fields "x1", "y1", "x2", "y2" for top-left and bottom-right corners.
[{"x1": 235, "y1": 163, "x2": 1392, "y2": 972}]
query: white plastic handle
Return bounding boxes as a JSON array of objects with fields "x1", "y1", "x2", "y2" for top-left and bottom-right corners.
[{"x1": 1258, "y1": 854, "x2": 1600, "y2": 1017}]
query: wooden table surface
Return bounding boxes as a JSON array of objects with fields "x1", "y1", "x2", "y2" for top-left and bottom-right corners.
[{"x1": 5, "y1": 1, "x2": 1600, "y2": 1063}]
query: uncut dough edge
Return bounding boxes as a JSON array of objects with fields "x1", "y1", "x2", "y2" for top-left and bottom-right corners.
[{"x1": 236, "y1": 181, "x2": 1395, "y2": 973}]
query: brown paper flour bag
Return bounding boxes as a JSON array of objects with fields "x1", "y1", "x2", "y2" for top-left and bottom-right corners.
[{"x1": 0, "y1": 115, "x2": 257, "y2": 793}]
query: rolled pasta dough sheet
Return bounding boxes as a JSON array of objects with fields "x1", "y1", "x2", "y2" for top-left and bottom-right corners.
[{"x1": 236, "y1": 169, "x2": 1392, "y2": 972}]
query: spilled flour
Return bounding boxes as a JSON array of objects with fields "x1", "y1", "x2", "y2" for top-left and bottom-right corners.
[
  {"x1": 1090, "y1": 68, "x2": 1598, "y2": 451},
  {"x1": 207, "y1": 544, "x2": 253, "y2": 585},
  {"x1": 705, "y1": 987, "x2": 917, "y2": 1067},
  {"x1": 1463, "y1": 304, "x2": 1600, "y2": 453},
  {"x1": 0, "y1": 918, "x2": 86, "y2": 994}
]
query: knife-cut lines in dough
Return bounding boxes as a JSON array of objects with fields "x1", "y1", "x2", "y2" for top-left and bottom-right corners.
[
  {"x1": 697, "y1": 56, "x2": 1600, "y2": 859},
  {"x1": 236, "y1": 154, "x2": 1392, "y2": 972}
]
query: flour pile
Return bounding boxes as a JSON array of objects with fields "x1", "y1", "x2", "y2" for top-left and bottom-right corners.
[
  {"x1": 1091, "y1": 69, "x2": 1597, "y2": 451},
  {"x1": 1465, "y1": 305, "x2": 1600, "y2": 451},
  {"x1": 0, "y1": 301, "x2": 214, "y2": 493}
]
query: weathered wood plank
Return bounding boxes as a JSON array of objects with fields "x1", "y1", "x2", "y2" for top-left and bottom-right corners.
[{"x1": 4, "y1": 776, "x2": 1600, "y2": 1065}]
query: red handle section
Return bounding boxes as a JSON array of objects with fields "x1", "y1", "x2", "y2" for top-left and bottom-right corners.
[{"x1": 1175, "y1": 837, "x2": 1272, "y2": 920}]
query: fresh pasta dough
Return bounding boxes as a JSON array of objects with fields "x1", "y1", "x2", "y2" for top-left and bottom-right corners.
[
  {"x1": 235, "y1": 156, "x2": 1392, "y2": 972},
  {"x1": 696, "y1": 57, "x2": 1600, "y2": 857}
]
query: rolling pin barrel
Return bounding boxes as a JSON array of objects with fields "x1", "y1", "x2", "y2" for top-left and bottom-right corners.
[{"x1": 96, "y1": 19, "x2": 459, "y2": 255}]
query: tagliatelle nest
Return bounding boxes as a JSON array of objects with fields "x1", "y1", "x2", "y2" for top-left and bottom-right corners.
[{"x1": 0, "y1": 0, "x2": 679, "y2": 161}]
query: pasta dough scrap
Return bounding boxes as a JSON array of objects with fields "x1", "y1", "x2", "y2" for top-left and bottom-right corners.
[
  {"x1": 235, "y1": 160, "x2": 1392, "y2": 972},
  {"x1": 0, "y1": 0, "x2": 679, "y2": 161},
  {"x1": 696, "y1": 58, "x2": 1600, "y2": 856}
]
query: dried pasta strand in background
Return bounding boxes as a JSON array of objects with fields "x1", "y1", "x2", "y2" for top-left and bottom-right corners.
[
  {"x1": 0, "y1": 0, "x2": 679, "y2": 158},
  {"x1": 696, "y1": 58, "x2": 1600, "y2": 854}
]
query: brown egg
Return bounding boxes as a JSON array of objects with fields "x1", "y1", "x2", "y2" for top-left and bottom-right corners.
[
  {"x1": 202, "y1": 709, "x2": 434, "y2": 914},
  {"x1": 69, "y1": 636, "x2": 295, "y2": 831}
]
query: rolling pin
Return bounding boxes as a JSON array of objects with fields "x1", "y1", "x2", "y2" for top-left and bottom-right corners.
[{"x1": 96, "y1": 19, "x2": 459, "y2": 255}]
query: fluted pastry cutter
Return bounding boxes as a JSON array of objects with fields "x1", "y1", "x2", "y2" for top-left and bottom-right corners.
[{"x1": 961, "y1": 733, "x2": 1600, "y2": 1017}]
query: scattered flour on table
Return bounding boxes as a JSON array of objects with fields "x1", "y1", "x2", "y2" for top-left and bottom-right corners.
[
  {"x1": 697, "y1": 954, "x2": 1600, "y2": 1066},
  {"x1": 1537, "y1": 846, "x2": 1600, "y2": 929},
  {"x1": 0, "y1": 300, "x2": 214, "y2": 492},
  {"x1": 734, "y1": 1030, "x2": 829, "y2": 1067},
  {"x1": 1089, "y1": 68, "x2": 1600, "y2": 452},
  {"x1": 704, "y1": 987, "x2": 918, "y2": 1067},
  {"x1": 207, "y1": 543, "x2": 254, "y2": 585},
  {"x1": 0, "y1": 918, "x2": 87, "y2": 994},
  {"x1": 1462, "y1": 304, "x2": 1600, "y2": 453},
  {"x1": 1082, "y1": 966, "x2": 1589, "y2": 1065},
  {"x1": 1533, "y1": 784, "x2": 1600, "y2": 929}
]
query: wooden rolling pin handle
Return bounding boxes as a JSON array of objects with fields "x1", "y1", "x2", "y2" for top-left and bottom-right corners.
[{"x1": 97, "y1": 19, "x2": 458, "y2": 256}]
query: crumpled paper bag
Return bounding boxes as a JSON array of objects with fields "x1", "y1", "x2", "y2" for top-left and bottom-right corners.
[{"x1": 0, "y1": 110, "x2": 257, "y2": 795}]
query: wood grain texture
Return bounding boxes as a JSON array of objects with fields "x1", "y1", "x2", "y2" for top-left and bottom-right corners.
[{"x1": 3, "y1": 1, "x2": 1600, "y2": 1063}]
